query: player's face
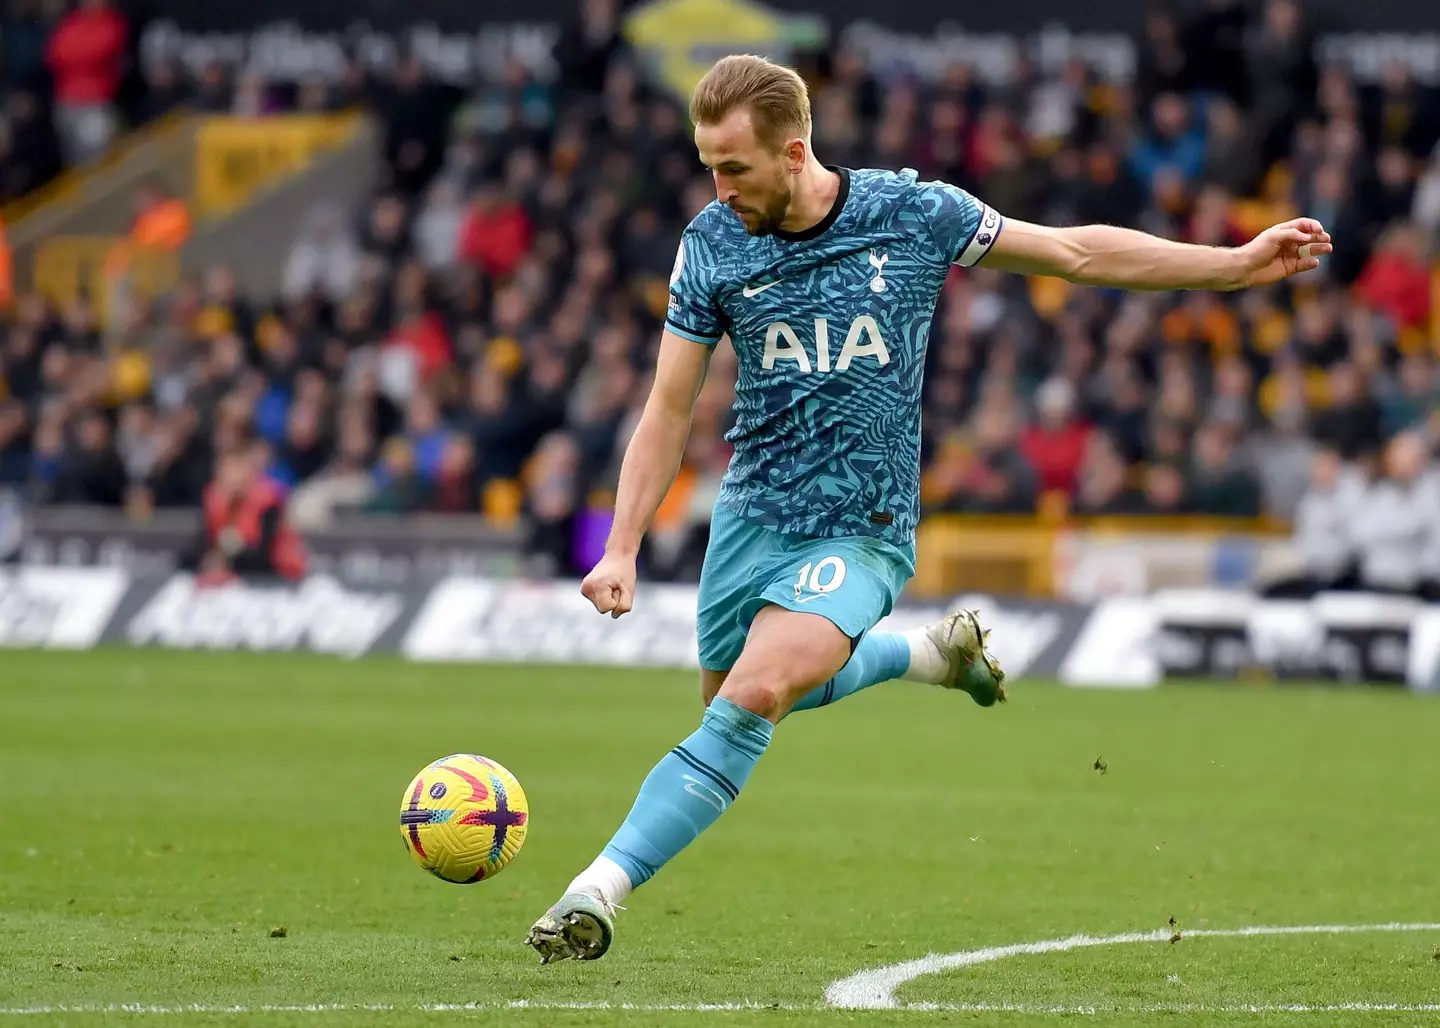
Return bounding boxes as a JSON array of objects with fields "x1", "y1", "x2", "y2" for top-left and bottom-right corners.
[{"x1": 695, "y1": 109, "x2": 796, "y2": 237}]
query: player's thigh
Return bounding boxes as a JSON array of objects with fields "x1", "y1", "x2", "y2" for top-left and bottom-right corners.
[
  {"x1": 751, "y1": 534, "x2": 911, "y2": 655},
  {"x1": 718, "y1": 537, "x2": 911, "y2": 720},
  {"x1": 694, "y1": 507, "x2": 780, "y2": 673},
  {"x1": 699, "y1": 668, "x2": 728, "y2": 707},
  {"x1": 716, "y1": 604, "x2": 853, "y2": 721}
]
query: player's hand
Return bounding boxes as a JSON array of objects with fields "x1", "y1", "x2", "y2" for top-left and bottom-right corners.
[
  {"x1": 581, "y1": 552, "x2": 637, "y2": 619},
  {"x1": 1234, "y1": 218, "x2": 1333, "y2": 288}
]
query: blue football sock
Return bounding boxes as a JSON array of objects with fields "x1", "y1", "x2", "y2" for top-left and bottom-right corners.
[
  {"x1": 789, "y1": 631, "x2": 910, "y2": 713},
  {"x1": 601, "y1": 696, "x2": 773, "y2": 889}
]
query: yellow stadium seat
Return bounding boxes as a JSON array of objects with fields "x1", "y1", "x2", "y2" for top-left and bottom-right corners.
[
  {"x1": 1037, "y1": 489, "x2": 1070, "y2": 524},
  {"x1": 195, "y1": 305, "x2": 235, "y2": 340},
  {"x1": 1027, "y1": 275, "x2": 1070, "y2": 319},
  {"x1": 485, "y1": 336, "x2": 524, "y2": 376},
  {"x1": 109, "y1": 350, "x2": 151, "y2": 403},
  {"x1": 483, "y1": 478, "x2": 524, "y2": 527},
  {"x1": 1253, "y1": 309, "x2": 1292, "y2": 354}
]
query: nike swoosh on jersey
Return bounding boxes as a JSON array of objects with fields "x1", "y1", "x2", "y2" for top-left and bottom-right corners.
[{"x1": 741, "y1": 279, "x2": 783, "y2": 298}]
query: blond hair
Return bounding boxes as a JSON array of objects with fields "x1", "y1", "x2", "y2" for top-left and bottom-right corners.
[{"x1": 689, "y1": 54, "x2": 811, "y2": 152}]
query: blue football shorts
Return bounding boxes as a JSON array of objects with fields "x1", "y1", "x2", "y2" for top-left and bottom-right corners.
[{"x1": 695, "y1": 504, "x2": 916, "y2": 672}]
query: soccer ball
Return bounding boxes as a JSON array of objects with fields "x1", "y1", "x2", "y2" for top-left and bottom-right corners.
[{"x1": 399, "y1": 754, "x2": 530, "y2": 884}]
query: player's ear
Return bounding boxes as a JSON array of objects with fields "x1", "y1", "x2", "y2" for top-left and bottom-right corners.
[{"x1": 782, "y1": 137, "x2": 806, "y2": 173}]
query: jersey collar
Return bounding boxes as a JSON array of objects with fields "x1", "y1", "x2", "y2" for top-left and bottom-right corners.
[{"x1": 773, "y1": 166, "x2": 851, "y2": 243}]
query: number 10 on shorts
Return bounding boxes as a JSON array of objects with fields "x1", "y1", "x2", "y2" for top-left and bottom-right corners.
[{"x1": 793, "y1": 556, "x2": 847, "y2": 602}]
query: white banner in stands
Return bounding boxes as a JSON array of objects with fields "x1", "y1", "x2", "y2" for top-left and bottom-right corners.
[
  {"x1": 2, "y1": 568, "x2": 1436, "y2": 691},
  {"x1": 0, "y1": 567, "x2": 129, "y2": 648},
  {"x1": 401, "y1": 578, "x2": 703, "y2": 667}
]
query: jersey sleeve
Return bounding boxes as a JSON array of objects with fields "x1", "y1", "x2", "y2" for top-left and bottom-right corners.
[
  {"x1": 912, "y1": 179, "x2": 1005, "y2": 270},
  {"x1": 664, "y1": 230, "x2": 727, "y2": 345}
]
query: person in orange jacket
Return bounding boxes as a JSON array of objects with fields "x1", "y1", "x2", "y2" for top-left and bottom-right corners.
[{"x1": 192, "y1": 440, "x2": 309, "y2": 585}]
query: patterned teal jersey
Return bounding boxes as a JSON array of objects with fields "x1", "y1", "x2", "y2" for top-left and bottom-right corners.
[{"x1": 665, "y1": 166, "x2": 1004, "y2": 545}]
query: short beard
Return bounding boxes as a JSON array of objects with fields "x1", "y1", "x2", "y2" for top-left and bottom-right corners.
[{"x1": 735, "y1": 177, "x2": 793, "y2": 237}]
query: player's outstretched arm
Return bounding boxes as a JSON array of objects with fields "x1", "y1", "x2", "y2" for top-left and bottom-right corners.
[
  {"x1": 981, "y1": 217, "x2": 1333, "y2": 291},
  {"x1": 580, "y1": 329, "x2": 714, "y2": 618}
]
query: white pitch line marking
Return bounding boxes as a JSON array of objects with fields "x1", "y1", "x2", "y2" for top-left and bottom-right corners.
[
  {"x1": 825, "y1": 921, "x2": 1440, "y2": 1010},
  {"x1": 0, "y1": 1003, "x2": 798, "y2": 1015},
  {"x1": 4, "y1": 923, "x2": 1439, "y2": 1018},
  {"x1": 3, "y1": 1000, "x2": 1440, "y2": 1016}
]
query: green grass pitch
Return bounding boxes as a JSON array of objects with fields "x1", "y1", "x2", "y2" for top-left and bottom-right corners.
[{"x1": 2, "y1": 649, "x2": 1439, "y2": 1027}]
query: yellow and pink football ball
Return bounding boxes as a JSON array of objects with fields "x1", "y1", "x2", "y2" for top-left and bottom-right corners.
[{"x1": 399, "y1": 754, "x2": 530, "y2": 883}]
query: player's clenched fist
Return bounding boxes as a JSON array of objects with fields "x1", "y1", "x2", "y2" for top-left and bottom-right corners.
[{"x1": 581, "y1": 553, "x2": 637, "y2": 618}]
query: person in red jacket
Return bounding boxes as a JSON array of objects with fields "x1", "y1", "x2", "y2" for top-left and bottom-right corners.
[
  {"x1": 45, "y1": 0, "x2": 128, "y2": 167},
  {"x1": 193, "y1": 440, "x2": 308, "y2": 585},
  {"x1": 1355, "y1": 222, "x2": 1432, "y2": 332},
  {"x1": 1020, "y1": 376, "x2": 1093, "y2": 497},
  {"x1": 458, "y1": 184, "x2": 533, "y2": 281}
]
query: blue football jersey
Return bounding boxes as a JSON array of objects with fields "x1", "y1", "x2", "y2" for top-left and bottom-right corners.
[{"x1": 665, "y1": 166, "x2": 1003, "y2": 545}]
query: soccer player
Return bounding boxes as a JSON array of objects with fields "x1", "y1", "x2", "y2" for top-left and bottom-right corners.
[{"x1": 525, "y1": 55, "x2": 1332, "y2": 963}]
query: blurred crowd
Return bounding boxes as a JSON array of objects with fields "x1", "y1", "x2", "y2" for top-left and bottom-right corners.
[
  {"x1": 4, "y1": 0, "x2": 1440, "y2": 582},
  {"x1": 0, "y1": 0, "x2": 364, "y2": 205}
]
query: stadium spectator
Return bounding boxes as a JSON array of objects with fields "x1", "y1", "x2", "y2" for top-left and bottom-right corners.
[
  {"x1": 0, "y1": 88, "x2": 63, "y2": 202},
  {"x1": 1186, "y1": 421, "x2": 1262, "y2": 516},
  {"x1": 1311, "y1": 362, "x2": 1383, "y2": 461},
  {"x1": 190, "y1": 60, "x2": 233, "y2": 113},
  {"x1": 1349, "y1": 432, "x2": 1440, "y2": 599},
  {"x1": 2, "y1": 0, "x2": 52, "y2": 94},
  {"x1": 413, "y1": 179, "x2": 465, "y2": 272},
  {"x1": 192, "y1": 438, "x2": 307, "y2": 583},
  {"x1": 1130, "y1": 93, "x2": 1206, "y2": 201},
  {"x1": 377, "y1": 56, "x2": 461, "y2": 197},
  {"x1": 287, "y1": 411, "x2": 377, "y2": 530},
  {"x1": 134, "y1": 56, "x2": 189, "y2": 122},
  {"x1": 1245, "y1": 0, "x2": 1317, "y2": 171},
  {"x1": 1249, "y1": 404, "x2": 1316, "y2": 521},
  {"x1": 1020, "y1": 377, "x2": 1090, "y2": 497},
  {"x1": 104, "y1": 181, "x2": 192, "y2": 334},
  {"x1": 1140, "y1": 462, "x2": 1192, "y2": 515},
  {"x1": 1354, "y1": 222, "x2": 1432, "y2": 332},
  {"x1": 282, "y1": 201, "x2": 363, "y2": 305},
  {"x1": 1262, "y1": 446, "x2": 1363, "y2": 598},
  {"x1": 1135, "y1": 9, "x2": 1190, "y2": 108},
  {"x1": 458, "y1": 184, "x2": 533, "y2": 281},
  {"x1": 52, "y1": 407, "x2": 126, "y2": 506},
  {"x1": 430, "y1": 435, "x2": 479, "y2": 515},
  {"x1": 926, "y1": 399, "x2": 1038, "y2": 515},
  {"x1": 365, "y1": 437, "x2": 427, "y2": 515},
  {"x1": 45, "y1": 0, "x2": 127, "y2": 166},
  {"x1": 115, "y1": 400, "x2": 158, "y2": 489},
  {"x1": 524, "y1": 430, "x2": 584, "y2": 577},
  {"x1": 0, "y1": 400, "x2": 29, "y2": 486},
  {"x1": 1073, "y1": 431, "x2": 1139, "y2": 516},
  {"x1": 141, "y1": 406, "x2": 209, "y2": 509},
  {"x1": 555, "y1": 0, "x2": 624, "y2": 100},
  {"x1": 1199, "y1": 99, "x2": 1258, "y2": 197}
]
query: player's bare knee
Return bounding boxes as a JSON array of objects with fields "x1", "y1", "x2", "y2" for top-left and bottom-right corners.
[{"x1": 715, "y1": 671, "x2": 790, "y2": 722}]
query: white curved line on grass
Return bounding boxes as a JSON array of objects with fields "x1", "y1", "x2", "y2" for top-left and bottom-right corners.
[
  {"x1": 4, "y1": 1000, "x2": 1440, "y2": 1015},
  {"x1": 825, "y1": 921, "x2": 1440, "y2": 1010}
]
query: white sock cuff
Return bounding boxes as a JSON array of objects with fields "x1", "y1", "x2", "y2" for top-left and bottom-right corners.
[
  {"x1": 900, "y1": 627, "x2": 947, "y2": 683},
  {"x1": 565, "y1": 854, "x2": 634, "y2": 908}
]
